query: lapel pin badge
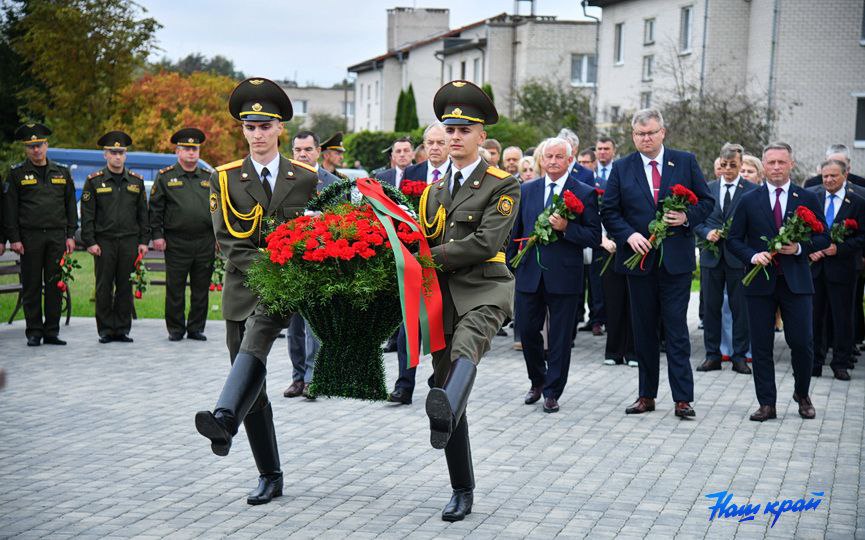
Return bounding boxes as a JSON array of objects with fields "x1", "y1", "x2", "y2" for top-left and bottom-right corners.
[{"x1": 667, "y1": 161, "x2": 674, "y2": 167}]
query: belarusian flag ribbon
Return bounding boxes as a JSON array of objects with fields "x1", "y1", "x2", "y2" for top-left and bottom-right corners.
[{"x1": 356, "y1": 178, "x2": 445, "y2": 367}]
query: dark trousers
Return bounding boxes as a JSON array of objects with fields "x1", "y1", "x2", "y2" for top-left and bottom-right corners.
[
  {"x1": 813, "y1": 276, "x2": 855, "y2": 369},
  {"x1": 702, "y1": 263, "x2": 749, "y2": 362},
  {"x1": 164, "y1": 234, "x2": 214, "y2": 335},
  {"x1": 602, "y1": 268, "x2": 634, "y2": 361},
  {"x1": 855, "y1": 274, "x2": 865, "y2": 343},
  {"x1": 20, "y1": 229, "x2": 65, "y2": 339},
  {"x1": 94, "y1": 236, "x2": 137, "y2": 338},
  {"x1": 746, "y1": 276, "x2": 813, "y2": 406},
  {"x1": 627, "y1": 268, "x2": 694, "y2": 402},
  {"x1": 394, "y1": 323, "x2": 418, "y2": 393},
  {"x1": 517, "y1": 278, "x2": 579, "y2": 399}
]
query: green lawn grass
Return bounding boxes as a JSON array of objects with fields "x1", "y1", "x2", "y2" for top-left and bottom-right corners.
[{"x1": 0, "y1": 251, "x2": 224, "y2": 322}]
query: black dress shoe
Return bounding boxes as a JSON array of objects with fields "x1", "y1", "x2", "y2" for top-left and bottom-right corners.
[
  {"x1": 793, "y1": 393, "x2": 816, "y2": 419},
  {"x1": 194, "y1": 411, "x2": 232, "y2": 456},
  {"x1": 577, "y1": 323, "x2": 593, "y2": 332},
  {"x1": 749, "y1": 405, "x2": 776, "y2": 422},
  {"x1": 524, "y1": 385, "x2": 542, "y2": 405},
  {"x1": 26, "y1": 336, "x2": 41, "y2": 347},
  {"x1": 43, "y1": 336, "x2": 66, "y2": 345},
  {"x1": 247, "y1": 474, "x2": 283, "y2": 505},
  {"x1": 696, "y1": 358, "x2": 722, "y2": 372},
  {"x1": 98, "y1": 335, "x2": 113, "y2": 344},
  {"x1": 187, "y1": 332, "x2": 207, "y2": 341},
  {"x1": 543, "y1": 396, "x2": 559, "y2": 413},
  {"x1": 442, "y1": 489, "x2": 473, "y2": 522},
  {"x1": 731, "y1": 359, "x2": 752, "y2": 374},
  {"x1": 812, "y1": 365, "x2": 823, "y2": 377},
  {"x1": 674, "y1": 401, "x2": 695, "y2": 418},
  {"x1": 625, "y1": 397, "x2": 655, "y2": 414},
  {"x1": 114, "y1": 335, "x2": 133, "y2": 343},
  {"x1": 168, "y1": 333, "x2": 183, "y2": 341},
  {"x1": 388, "y1": 388, "x2": 413, "y2": 404},
  {"x1": 832, "y1": 368, "x2": 851, "y2": 381}
]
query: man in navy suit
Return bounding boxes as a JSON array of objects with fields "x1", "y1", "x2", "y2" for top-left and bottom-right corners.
[
  {"x1": 694, "y1": 143, "x2": 756, "y2": 375},
  {"x1": 375, "y1": 136, "x2": 414, "y2": 187},
  {"x1": 808, "y1": 159, "x2": 865, "y2": 381},
  {"x1": 507, "y1": 137, "x2": 601, "y2": 413},
  {"x1": 600, "y1": 108, "x2": 713, "y2": 418},
  {"x1": 726, "y1": 142, "x2": 830, "y2": 421}
]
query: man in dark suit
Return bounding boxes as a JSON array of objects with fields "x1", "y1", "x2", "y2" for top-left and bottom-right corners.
[
  {"x1": 507, "y1": 137, "x2": 601, "y2": 413},
  {"x1": 694, "y1": 143, "x2": 756, "y2": 374},
  {"x1": 291, "y1": 131, "x2": 340, "y2": 189},
  {"x1": 727, "y1": 142, "x2": 830, "y2": 421},
  {"x1": 802, "y1": 144, "x2": 865, "y2": 189},
  {"x1": 808, "y1": 159, "x2": 865, "y2": 381},
  {"x1": 601, "y1": 108, "x2": 713, "y2": 418},
  {"x1": 375, "y1": 136, "x2": 414, "y2": 187}
]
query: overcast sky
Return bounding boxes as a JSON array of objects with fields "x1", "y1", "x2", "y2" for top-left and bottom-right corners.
[{"x1": 141, "y1": 0, "x2": 601, "y2": 86}]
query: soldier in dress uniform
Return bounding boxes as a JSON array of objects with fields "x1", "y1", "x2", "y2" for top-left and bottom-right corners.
[
  {"x1": 419, "y1": 80, "x2": 521, "y2": 521},
  {"x1": 149, "y1": 128, "x2": 215, "y2": 341},
  {"x1": 80, "y1": 131, "x2": 149, "y2": 343},
  {"x1": 319, "y1": 131, "x2": 349, "y2": 180},
  {"x1": 2, "y1": 123, "x2": 77, "y2": 346},
  {"x1": 194, "y1": 77, "x2": 319, "y2": 505}
]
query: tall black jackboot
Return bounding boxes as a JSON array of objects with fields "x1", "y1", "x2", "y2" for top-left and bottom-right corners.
[
  {"x1": 426, "y1": 357, "x2": 476, "y2": 449},
  {"x1": 244, "y1": 402, "x2": 283, "y2": 505},
  {"x1": 442, "y1": 415, "x2": 474, "y2": 522},
  {"x1": 195, "y1": 352, "x2": 266, "y2": 456}
]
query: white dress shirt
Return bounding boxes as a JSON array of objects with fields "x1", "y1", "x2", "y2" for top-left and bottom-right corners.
[
  {"x1": 755, "y1": 179, "x2": 801, "y2": 260},
  {"x1": 449, "y1": 157, "x2": 482, "y2": 192},
  {"x1": 251, "y1": 153, "x2": 280, "y2": 193},
  {"x1": 824, "y1": 185, "x2": 846, "y2": 220},
  {"x1": 597, "y1": 162, "x2": 611, "y2": 182},
  {"x1": 719, "y1": 176, "x2": 740, "y2": 213},
  {"x1": 639, "y1": 146, "x2": 665, "y2": 199},
  {"x1": 543, "y1": 174, "x2": 567, "y2": 205},
  {"x1": 426, "y1": 159, "x2": 450, "y2": 185},
  {"x1": 394, "y1": 167, "x2": 405, "y2": 188}
]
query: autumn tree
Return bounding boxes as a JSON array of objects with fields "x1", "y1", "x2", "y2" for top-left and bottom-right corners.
[
  {"x1": 10, "y1": 0, "x2": 160, "y2": 146},
  {"x1": 515, "y1": 78, "x2": 596, "y2": 145},
  {"x1": 154, "y1": 52, "x2": 245, "y2": 80}
]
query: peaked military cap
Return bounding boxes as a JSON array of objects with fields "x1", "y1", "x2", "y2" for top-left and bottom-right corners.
[
  {"x1": 15, "y1": 122, "x2": 52, "y2": 145},
  {"x1": 433, "y1": 80, "x2": 498, "y2": 126},
  {"x1": 228, "y1": 77, "x2": 293, "y2": 122},
  {"x1": 98, "y1": 130, "x2": 133, "y2": 149},
  {"x1": 320, "y1": 132, "x2": 345, "y2": 152},
  {"x1": 171, "y1": 127, "x2": 206, "y2": 147}
]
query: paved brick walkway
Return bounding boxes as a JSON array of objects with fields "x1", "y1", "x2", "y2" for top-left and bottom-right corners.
[{"x1": 0, "y1": 294, "x2": 862, "y2": 539}]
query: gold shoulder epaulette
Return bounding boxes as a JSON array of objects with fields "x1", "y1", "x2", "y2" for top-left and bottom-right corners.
[
  {"x1": 87, "y1": 170, "x2": 104, "y2": 179},
  {"x1": 289, "y1": 159, "x2": 316, "y2": 174},
  {"x1": 485, "y1": 166, "x2": 510, "y2": 180},
  {"x1": 129, "y1": 170, "x2": 143, "y2": 180},
  {"x1": 158, "y1": 164, "x2": 175, "y2": 174},
  {"x1": 216, "y1": 159, "x2": 244, "y2": 172},
  {"x1": 11, "y1": 161, "x2": 24, "y2": 170}
]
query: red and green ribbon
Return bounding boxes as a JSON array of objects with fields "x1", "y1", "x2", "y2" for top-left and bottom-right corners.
[{"x1": 356, "y1": 178, "x2": 445, "y2": 367}]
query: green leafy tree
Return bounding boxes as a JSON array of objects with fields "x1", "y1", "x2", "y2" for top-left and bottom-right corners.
[
  {"x1": 153, "y1": 52, "x2": 244, "y2": 79},
  {"x1": 515, "y1": 78, "x2": 595, "y2": 146},
  {"x1": 344, "y1": 131, "x2": 412, "y2": 172},
  {"x1": 0, "y1": 1, "x2": 34, "y2": 142},
  {"x1": 308, "y1": 112, "x2": 348, "y2": 139},
  {"x1": 482, "y1": 83, "x2": 495, "y2": 104},
  {"x1": 11, "y1": 0, "x2": 160, "y2": 147},
  {"x1": 403, "y1": 84, "x2": 419, "y2": 131},
  {"x1": 393, "y1": 89, "x2": 407, "y2": 131},
  {"x1": 484, "y1": 117, "x2": 542, "y2": 153}
]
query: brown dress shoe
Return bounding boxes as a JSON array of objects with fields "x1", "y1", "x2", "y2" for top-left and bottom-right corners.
[
  {"x1": 283, "y1": 380, "x2": 304, "y2": 398},
  {"x1": 793, "y1": 393, "x2": 815, "y2": 419},
  {"x1": 832, "y1": 368, "x2": 851, "y2": 381},
  {"x1": 625, "y1": 397, "x2": 655, "y2": 414},
  {"x1": 731, "y1": 358, "x2": 752, "y2": 374},
  {"x1": 674, "y1": 401, "x2": 695, "y2": 418},
  {"x1": 749, "y1": 405, "x2": 777, "y2": 422},
  {"x1": 524, "y1": 385, "x2": 542, "y2": 405},
  {"x1": 696, "y1": 358, "x2": 722, "y2": 371},
  {"x1": 543, "y1": 396, "x2": 559, "y2": 413},
  {"x1": 592, "y1": 323, "x2": 603, "y2": 336}
]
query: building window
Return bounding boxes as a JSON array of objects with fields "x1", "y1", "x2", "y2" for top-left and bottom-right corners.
[
  {"x1": 570, "y1": 54, "x2": 597, "y2": 86},
  {"x1": 856, "y1": 97, "x2": 865, "y2": 146},
  {"x1": 644, "y1": 18, "x2": 655, "y2": 45},
  {"x1": 295, "y1": 100, "x2": 308, "y2": 115},
  {"x1": 614, "y1": 23, "x2": 624, "y2": 64},
  {"x1": 448, "y1": 63, "x2": 453, "y2": 81},
  {"x1": 359, "y1": 85, "x2": 363, "y2": 101},
  {"x1": 374, "y1": 81, "x2": 379, "y2": 104},
  {"x1": 642, "y1": 55, "x2": 654, "y2": 82},
  {"x1": 366, "y1": 103, "x2": 370, "y2": 122},
  {"x1": 680, "y1": 6, "x2": 693, "y2": 53},
  {"x1": 610, "y1": 106, "x2": 621, "y2": 122},
  {"x1": 640, "y1": 92, "x2": 652, "y2": 109},
  {"x1": 343, "y1": 101, "x2": 355, "y2": 117},
  {"x1": 473, "y1": 58, "x2": 481, "y2": 83},
  {"x1": 460, "y1": 61, "x2": 466, "y2": 79}
]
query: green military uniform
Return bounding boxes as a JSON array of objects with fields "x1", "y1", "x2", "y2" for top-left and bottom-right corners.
[
  {"x1": 319, "y1": 131, "x2": 349, "y2": 180},
  {"x1": 149, "y1": 128, "x2": 215, "y2": 339},
  {"x1": 420, "y1": 80, "x2": 521, "y2": 522},
  {"x1": 80, "y1": 131, "x2": 149, "y2": 340},
  {"x1": 2, "y1": 123, "x2": 77, "y2": 344}
]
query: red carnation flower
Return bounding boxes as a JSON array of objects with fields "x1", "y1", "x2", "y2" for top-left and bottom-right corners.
[
  {"x1": 595, "y1": 188, "x2": 605, "y2": 197},
  {"x1": 844, "y1": 218, "x2": 858, "y2": 230},
  {"x1": 670, "y1": 184, "x2": 698, "y2": 206},
  {"x1": 56, "y1": 280, "x2": 67, "y2": 292},
  {"x1": 134, "y1": 290, "x2": 143, "y2": 299},
  {"x1": 562, "y1": 190, "x2": 585, "y2": 214},
  {"x1": 795, "y1": 206, "x2": 823, "y2": 233}
]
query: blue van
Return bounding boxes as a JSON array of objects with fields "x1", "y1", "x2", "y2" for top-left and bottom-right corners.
[{"x1": 46, "y1": 148, "x2": 212, "y2": 201}]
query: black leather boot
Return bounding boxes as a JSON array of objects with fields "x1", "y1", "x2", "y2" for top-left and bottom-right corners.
[
  {"x1": 442, "y1": 415, "x2": 474, "y2": 522},
  {"x1": 244, "y1": 402, "x2": 284, "y2": 505},
  {"x1": 195, "y1": 353, "x2": 266, "y2": 456},
  {"x1": 426, "y1": 357, "x2": 476, "y2": 449}
]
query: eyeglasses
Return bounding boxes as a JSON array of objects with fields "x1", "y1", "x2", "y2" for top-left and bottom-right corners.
[{"x1": 633, "y1": 128, "x2": 662, "y2": 139}]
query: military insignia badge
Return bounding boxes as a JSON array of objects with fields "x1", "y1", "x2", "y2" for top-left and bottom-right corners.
[
  {"x1": 497, "y1": 195, "x2": 514, "y2": 216},
  {"x1": 127, "y1": 184, "x2": 140, "y2": 193},
  {"x1": 209, "y1": 193, "x2": 218, "y2": 213},
  {"x1": 200, "y1": 180, "x2": 210, "y2": 188},
  {"x1": 82, "y1": 190, "x2": 91, "y2": 201},
  {"x1": 452, "y1": 81, "x2": 466, "y2": 87},
  {"x1": 452, "y1": 107, "x2": 463, "y2": 116},
  {"x1": 50, "y1": 176, "x2": 66, "y2": 185},
  {"x1": 252, "y1": 103, "x2": 263, "y2": 112},
  {"x1": 250, "y1": 79, "x2": 264, "y2": 85}
]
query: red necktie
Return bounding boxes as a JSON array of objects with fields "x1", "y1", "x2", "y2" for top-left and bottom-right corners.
[
  {"x1": 650, "y1": 160, "x2": 661, "y2": 204},
  {"x1": 773, "y1": 187, "x2": 783, "y2": 229}
]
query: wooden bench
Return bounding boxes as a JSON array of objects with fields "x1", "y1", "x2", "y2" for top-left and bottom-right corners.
[{"x1": 0, "y1": 250, "x2": 71, "y2": 325}]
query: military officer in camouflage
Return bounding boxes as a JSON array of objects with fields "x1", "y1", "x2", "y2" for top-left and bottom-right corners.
[
  {"x1": 149, "y1": 128, "x2": 215, "y2": 342},
  {"x1": 194, "y1": 77, "x2": 318, "y2": 506},
  {"x1": 319, "y1": 131, "x2": 349, "y2": 180},
  {"x1": 419, "y1": 80, "x2": 521, "y2": 521},
  {"x1": 2, "y1": 123, "x2": 77, "y2": 346},
  {"x1": 80, "y1": 131, "x2": 149, "y2": 343}
]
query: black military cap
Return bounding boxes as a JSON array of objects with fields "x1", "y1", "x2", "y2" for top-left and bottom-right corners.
[
  {"x1": 433, "y1": 80, "x2": 498, "y2": 126},
  {"x1": 98, "y1": 130, "x2": 133, "y2": 149},
  {"x1": 228, "y1": 77, "x2": 293, "y2": 122},
  {"x1": 320, "y1": 132, "x2": 345, "y2": 152},
  {"x1": 171, "y1": 127, "x2": 206, "y2": 147},
  {"x1": 15, "y1": 122, "x2": 52, "y2": 146}
]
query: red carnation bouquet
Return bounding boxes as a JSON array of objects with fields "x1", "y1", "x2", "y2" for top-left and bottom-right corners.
[
  {"x1": 742, "y1": 205, "x2": 825, "y2": 286},
  {"x1": 129, "y1": 253, "x2": 149, "y2": 299},
  {"x1": 624, "y1": 184, "x2": 698, "y2": 271},
  {"x1": 56, "y1": 254, "x2": 81, "y2": 293},
  {"x1": 510, "y1": 189, "x2": 585, "y2": 268},
  {"x1": 830, "y1": 218, "x2": 858, "y2": 244},
  {"x1": 400, "y1": 180, "x2": 428, "y2": 212},
  {"x1": 209, "y1": 256, "x2": 225, "y2": 292}
]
